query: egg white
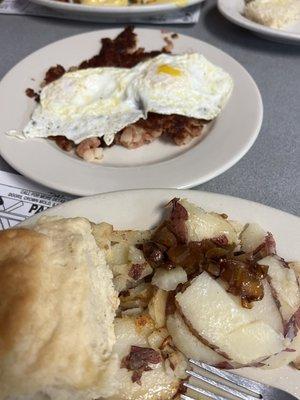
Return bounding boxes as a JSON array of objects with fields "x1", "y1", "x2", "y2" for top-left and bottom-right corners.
[
  {"x1": 23, "y1": 67, "x2": 143, "y2": 145},
  {"x1": 129, "y1": 53, "x2": 233, "y2": 121},
  {"x1": 16, "y1": 53, "x2": 233, "y2": 145}
]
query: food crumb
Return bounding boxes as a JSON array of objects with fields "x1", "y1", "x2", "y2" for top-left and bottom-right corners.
[
  {"x1": 163, "y1": 37, "x2": 174, "y2": 53},
  {"x1": 25, "y1": 88, "x2": 40, "y2": 102}
]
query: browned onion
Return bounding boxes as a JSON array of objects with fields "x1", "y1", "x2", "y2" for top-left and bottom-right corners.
[{"x1": 141, "y1": 201, "x2": 270, "y2": 308}]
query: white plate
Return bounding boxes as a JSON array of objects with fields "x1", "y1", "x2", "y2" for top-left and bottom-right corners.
[
  {"x1": 0, "y1": 28, "x2": 263, "y2": 196},
  {"x1": 23, "y1": 189, "x2": 300, "y2": 397},
  {"x1": 218, "y1": 0, "x2": 300, "y2": 44},
  {"x1": 30, "y1": 0, "x2": 205, "y2": 18}
]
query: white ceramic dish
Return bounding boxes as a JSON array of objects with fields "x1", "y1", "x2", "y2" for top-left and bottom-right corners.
[
  {"x1": 0, "y1": 28, "x2": 263, "y2": 196},
  {"x1": 30, "y1": 0, "x2": 205, "y2": 18},
  {"x1": 22, "y1": 189, "x2": 300, "y2": 397},
  {"x1": 218, "y1": 0, "x2": 300, "y2": 45}
]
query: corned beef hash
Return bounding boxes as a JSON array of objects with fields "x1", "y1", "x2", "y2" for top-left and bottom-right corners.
[{"x1": 9, "y1": 27, "x2": 233, "y2": 163}]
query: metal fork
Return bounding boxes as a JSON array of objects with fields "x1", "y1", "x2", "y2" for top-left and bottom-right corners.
[{"x1": 182, "y1": 359, "x2": 299, "y2": 400}]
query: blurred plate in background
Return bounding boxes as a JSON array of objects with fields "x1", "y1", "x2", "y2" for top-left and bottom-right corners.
[
  {"x1": 218, "y1": 0, "x2": 300, "y2": 44},
  {"x1": 29, "y1": 0, "x2": 205, "y2": 19}
]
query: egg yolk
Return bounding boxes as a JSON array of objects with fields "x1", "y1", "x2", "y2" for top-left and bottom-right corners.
[{"x1": 157, "y1": 64, "x2": 182, "y2": 77}]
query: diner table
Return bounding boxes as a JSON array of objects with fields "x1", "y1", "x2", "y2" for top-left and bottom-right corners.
[{"x1": 0, "y1": 0, "x2": 299, "y2": 215}]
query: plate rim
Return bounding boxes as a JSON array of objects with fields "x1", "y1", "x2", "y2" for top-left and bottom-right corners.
[
  {"x1": 0, "y1": 27, "x2": 263, "y2": 196},
  {"x1": 29, "y1": 0, "x2": 205, "y2": 14},
  {"x1": 218, "y1": 0, "x2": 300, "y2": 43},
  {"x1": 23, "y1": 188, "x2": 300, "y2": 225}
]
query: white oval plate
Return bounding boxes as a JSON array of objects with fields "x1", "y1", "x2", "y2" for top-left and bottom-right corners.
[
  {"x1": 0, "y1": 28, "x2": 263, "y2": 196},
  {"x1": 30, "y1": 0, "x2": 205, "y2": 18},
  {"x1": 218, "y1": 0, "x2": 300, "y2": 45},
  {"x1": 23, "y1": 189, "x2": 300, "y2": 396}
]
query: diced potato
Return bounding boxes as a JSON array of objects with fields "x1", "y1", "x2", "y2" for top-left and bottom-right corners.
[
  {"x1": 289, "y1": 261, "x2": 300, "y2": 276},
  {"x1": 165, "y1": 351, "x2": 187, "y2": 380},
  {"x1": 152, "y1": 267, "x2": 187, "y2": 292},
  {"x1": 108, "y1": 315, "x2": 181, "y2": 400},
  {"x1": 121, "y1": 307, "x2": 144, "y2": 317},
  {"x1": 167, "y1": 312, "x2": 227, "y2": 365},
  {"x1": 176, "y1": 272, "x2": 285, "y2": 365},
  {"x1": 128, "y1": 245, "x2": 146, "y2": 264},
  {"x1": 113, "y1": 274, "x2": 130, "y2": 293},
  {"x1": 92, "y1": 221, "x2": 113, "y2": 250},
  {"x1": 179, "y1": 199, "x2": 238, "y2": 244},
  {"x1": 229, "y1": 220, "x2": 245, "y2": 238},
  {"x1": 240, "y1": 223, "x2": 266, "y2": 253},
  {"x1": 107, "y1": 243, "x2": 129, "y2": 265},
  {"x1": 148, "y1": 327, "x2": 169, "y2": 349},
  {"x1": 110, "y1": 229, "x2": 152, "y2": 245},
  {"x1": 120, "y1": 283, "x2": 154, "y2": 311},
  {"x1": 148, "y1": 289, "x2": 168, "y2": 328},
  {"x1": 263, "y1": 331, "x2": 300, "y2": 369},
  {"x1": 111, "y1": 263, "x2": 130, "y2": 277},
  {"x1": 258, "y1": 256, "x2": 300, "y2": 322}
]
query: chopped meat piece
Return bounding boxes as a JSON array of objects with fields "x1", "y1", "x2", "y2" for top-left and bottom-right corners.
[
  {"x1": 79, "y1": 26, "x2": 167, "y2": 70},
  {"x1": 121, "y1": 345, "x2": 161, "y2": 384},
  {"x1": 167, "y1": 198, "x2": 188, "y2": 244},
  {"x1": 121, "y1": 347, "x2": 160, "y2": 370},
  {"x1": 25, "y1": 88, "x2": 40, "y2": 102},
  {"x1": 212, "y1": 235, "x2": 229, "y2": 247},
  {"x1": 131, "y1": 370, "x2": 143, "y2": 384},
  {"x1": 116, "y1": 113, "x2": 205, "y2": 150},
  {"x1": 116, "y1": 125, "x2": 158, "y2": 149},
  {"x1": 33, "y1": 27, "x2": 167, "y2": 88},
  {"x1": 116, "y1": 114, "x2": 164, "y2": 149},
  {"x1": 75, "y1": 138, "x2": 103, "y2": 162},
  {"x1": 49, "y1": 135, "x2": 74, "y2": 152},
  {"x1": 162, "y1": 37, "x2": 174, "y2": 53},
  {"x1": 163, "y1": 115, "x2": 204, "y2": 145},
  {"x1": 44, "y1": 65, "x2": 66, "y2": 85},
  {"x1": 128, "y1": 264, "x2": 144, "y2": 281}
]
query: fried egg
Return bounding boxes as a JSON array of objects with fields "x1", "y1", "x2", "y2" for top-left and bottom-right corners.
[
  {"x1": 130, "y1": 53, "x2": 233, "y2": 121},
  {"x1": 23, "y1": 67, "x2": 143, "y2": 145},
  {"x1": 14, "y1": 53, "x2": 233, "y2": 145}
]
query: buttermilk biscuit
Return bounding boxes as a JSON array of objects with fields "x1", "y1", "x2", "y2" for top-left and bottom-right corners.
[{"x1": 0, "y1": 217, "x2": 119, "y2": 400}]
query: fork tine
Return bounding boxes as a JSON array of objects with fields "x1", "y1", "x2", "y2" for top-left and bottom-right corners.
[
  {"x1": 181, "y1": 395, "x2": 195, "y2": 400},
  {"x1": 180, "y1": 394, "x2": 195, "y2": 400},
  {"x1": 189, "y1": 360, "x2": 264, "y2": 396},
  {"x1": 186, "y1": 369, "x2": 258, "y2": 400},
  {"x1": 184, "y1": 382, "x2": 230, "y2": 400}
]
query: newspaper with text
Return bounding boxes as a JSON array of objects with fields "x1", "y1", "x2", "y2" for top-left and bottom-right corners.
[{"x1": 0, "y1": 170, "x2": 72, "y2": 230}]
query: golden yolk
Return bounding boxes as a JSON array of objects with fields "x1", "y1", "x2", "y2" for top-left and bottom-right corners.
[{"x1": 157, "y1": 64, "x2": 182, "y2": 77}]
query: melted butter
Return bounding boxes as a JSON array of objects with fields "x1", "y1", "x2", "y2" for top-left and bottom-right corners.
[{"x1": 157, "y1": 64, "x2": 182, "y2": 77}]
